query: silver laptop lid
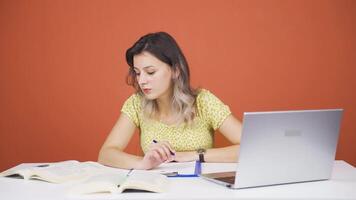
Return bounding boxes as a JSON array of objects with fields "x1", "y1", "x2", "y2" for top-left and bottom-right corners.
[{"x1": 234, "y1": 109, "x2": 343, "y2": 189}]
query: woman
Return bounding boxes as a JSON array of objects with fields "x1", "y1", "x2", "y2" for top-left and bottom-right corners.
[{"x1": 98, "y1": 32, "x2": 242, "y2": 170}]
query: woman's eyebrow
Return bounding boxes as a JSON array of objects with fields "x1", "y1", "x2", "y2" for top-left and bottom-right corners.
[{"x1": 134, "y1": 66, "x2": 155, "y2": 70}]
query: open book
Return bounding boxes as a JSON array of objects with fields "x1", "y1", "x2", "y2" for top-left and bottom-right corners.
[
  {"x1": 0, "y1": 160, "x2": 104, "y2": 183},
  {"x1": 69, "y1": 170, "x2": 168, "y2": 194},
  {"x1": 0, "y1": 160, "x2": 169, "y2": 194}
]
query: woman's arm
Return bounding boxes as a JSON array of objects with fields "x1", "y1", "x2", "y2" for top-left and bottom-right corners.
[
  {"x1": 174, "y1": 114, "x2": 242, "y2": 162},
  {"x1": 98, "y1": 114, "x2": 142, "y2": 169},
  {"x1": 98, "y1": 113, "x2": 175, "y2": 169}
]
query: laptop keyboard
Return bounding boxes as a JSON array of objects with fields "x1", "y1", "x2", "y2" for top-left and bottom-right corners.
[{"x1": 216, "y1": 176, "x2": 235, "y2": 184}]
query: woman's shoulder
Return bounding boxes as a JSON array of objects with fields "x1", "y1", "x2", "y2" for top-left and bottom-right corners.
[
  {"x1": 195, "y1": 88, "x2": 228, "y2": 110},
  {"x1": 123, "y1": 92, "x2": 142, "y2": 110},
  {"x1": 126, "y1": 92, "x2": 142, "y2": 101},
  {"x1": 196, "y1": 88, "x2": 216, "y2": 102}
]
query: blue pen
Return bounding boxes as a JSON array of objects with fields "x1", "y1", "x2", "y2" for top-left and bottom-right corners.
[{"x1": 152, "y1": 139, "x2": 175, "y2": 156}]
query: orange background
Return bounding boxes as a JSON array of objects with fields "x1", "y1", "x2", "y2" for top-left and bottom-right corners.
[{"x1": 0, "y1": 0, "x2": 355, "y2": 171}]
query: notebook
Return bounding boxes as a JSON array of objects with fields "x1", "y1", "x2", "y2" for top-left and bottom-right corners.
[{"x1": 200, "y1": 109, "x2": 343, "y2": 189}]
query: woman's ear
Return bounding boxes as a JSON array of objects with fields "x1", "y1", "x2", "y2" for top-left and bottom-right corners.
[{"x1": 172, "y1": 67, "x2": 180, "y2": 79}]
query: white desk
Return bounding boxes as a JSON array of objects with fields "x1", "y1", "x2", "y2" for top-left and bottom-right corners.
[{"x1": 0, "y1": 160, "x2": 355, "y2": 200}]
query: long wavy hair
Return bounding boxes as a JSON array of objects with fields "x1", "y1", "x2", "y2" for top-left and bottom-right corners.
[{"x1": 125, "y1": 32, "x2": 197, "y2": 125}]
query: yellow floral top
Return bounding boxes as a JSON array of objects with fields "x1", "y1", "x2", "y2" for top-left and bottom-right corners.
[{"x1": 121, "y1": 89, "x2": 231, "y2": 153}]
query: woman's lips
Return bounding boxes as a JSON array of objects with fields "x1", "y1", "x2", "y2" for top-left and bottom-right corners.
[{"x1": 143, "y1": 89, "x2": 151, "y2": 94}]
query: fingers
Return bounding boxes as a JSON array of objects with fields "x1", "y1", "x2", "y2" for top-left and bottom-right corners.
[
  {"x1": 149, "y1": 144, "x2": 171, "y2": 161},
  {"x1": 160, "y1": 141, "x2": 176, "y2": 156},
  {"x1": 160, "y1": 141, "x2": 176, "y2": 162},
  {"x1": 140, "y1": 150, "x2": 164, "y2": 170},
  {"x1": 148, "y1": 140, "x2": 175, "y2": 162},
  {"x1": 140, "y1": 141, "x2": 176, "y2": 169},
  {"x1": 149, "y1": 149, "x2": 163, "y2": 162},
  {"x1": 153, "y1": 146, "x2": 168, "y2": 161}
]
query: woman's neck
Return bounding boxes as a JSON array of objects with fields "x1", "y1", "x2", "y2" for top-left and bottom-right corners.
[
  {"x1": 156, "y1": 97, "x2": 172, "y2": 117},
  {"x1": 156, "y1": 89, "x2": 174, "y2": 121}
]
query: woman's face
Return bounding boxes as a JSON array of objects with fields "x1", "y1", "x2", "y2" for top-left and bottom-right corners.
[{"x1": 133, "y1": 51, "x2": 174, "y2": 100}]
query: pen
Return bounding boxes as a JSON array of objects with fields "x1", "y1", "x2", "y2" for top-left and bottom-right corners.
[
  {"x1": 126, "y1": 168, "x2": 133, "y2": 177},
  {"x1": 152, "y1": 139, "x2": 175, "y2": 156}
]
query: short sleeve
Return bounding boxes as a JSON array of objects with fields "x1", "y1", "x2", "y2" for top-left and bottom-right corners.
[
  {"x1": 121, "y1": 94, "x2": 141, "y2": 127},
  {"x1": 197, "y1": 89, "x2": 231, "y2": 130}
]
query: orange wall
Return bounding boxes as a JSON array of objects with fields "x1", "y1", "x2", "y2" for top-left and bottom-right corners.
[{"x1": 0, "y1": 0, "x2": 355, "y2": 170}]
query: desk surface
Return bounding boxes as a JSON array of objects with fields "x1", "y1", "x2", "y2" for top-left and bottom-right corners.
[{"x1": 0, "y1": 160, "x2": 355, "y2": 200}]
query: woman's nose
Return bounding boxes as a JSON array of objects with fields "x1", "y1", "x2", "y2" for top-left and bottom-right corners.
[{"x1": 138, "y1": 74, "x2": 147, "y2": 85}]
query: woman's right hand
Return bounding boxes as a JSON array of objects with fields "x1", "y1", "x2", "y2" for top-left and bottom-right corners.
[{"x1": 137, "y1": 141, "x2": 176, "y2": 170}]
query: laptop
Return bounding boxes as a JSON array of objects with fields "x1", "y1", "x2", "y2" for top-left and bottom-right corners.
[{"x1": 200, "y1": 109, "x2": 343, "y2": 189}]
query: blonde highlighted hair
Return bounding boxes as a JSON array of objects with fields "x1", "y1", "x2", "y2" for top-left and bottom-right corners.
[{"x1": 125, "y1": 32, "x2": 197, "y2": 125}]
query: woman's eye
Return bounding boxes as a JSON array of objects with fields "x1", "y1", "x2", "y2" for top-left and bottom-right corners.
[
  {"x1": 147, "y1": 71, "x2": 155, "y2": 75},
  {"x1": 134, "y1": 71, "x2": 140, "y2": 76}
]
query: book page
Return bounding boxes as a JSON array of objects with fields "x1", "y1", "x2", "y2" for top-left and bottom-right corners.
[
  {"x1": 0, "y1": 164, "x2": 33, "y2": 179},
  {"x1": 34, "y1": 161, "x2": 88, "y2": 176},
  {"x1": 29, "y1": 160, "x2": 105, "y2": 183},
  {"x1": 0, "y1": 160, "x2": 80, "y2": 180},
  {"x1": 0, "y1": 160, "x2": 115, "y2": 183},
  {"x1": 118, "y1": 170, "x2": 168, "y2": 193},
  {"x1": 68, "y1": 172, "x2": 127, "y2": 195}
]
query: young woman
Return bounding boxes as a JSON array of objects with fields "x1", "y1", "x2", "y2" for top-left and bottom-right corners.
[{"x1": 98, "y1": 32, "x2": 242, "y2": 170}]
